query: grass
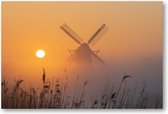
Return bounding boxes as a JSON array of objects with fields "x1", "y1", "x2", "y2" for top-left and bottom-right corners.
[{"x1": 1, "y1": 69, "x2": 162, "y2": 109}]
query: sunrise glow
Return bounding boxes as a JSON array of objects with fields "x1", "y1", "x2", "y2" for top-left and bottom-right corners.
[{"x1": 36, "y1": 50, "x2": 45, "y2": 58}]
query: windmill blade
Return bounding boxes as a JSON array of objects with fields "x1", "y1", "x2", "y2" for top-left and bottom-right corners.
[
  {"x1": 88, "y1": 24, "x2": 108, "y2": 47},
  {"x1": 91, "y1": 51, "x2": 105, "y2": 64},
  {"x1": 60, "y1": 24, "x2": 83, "y2": 45}
]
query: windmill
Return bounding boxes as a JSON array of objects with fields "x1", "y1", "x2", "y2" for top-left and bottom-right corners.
[{"x1": 60, "y1": 23, "x2": 108, "y2": 68}]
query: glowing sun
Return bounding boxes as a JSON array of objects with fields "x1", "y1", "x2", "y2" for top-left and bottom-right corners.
[{"x1": 36, "y1": 50, "x2": 45, "y2": 58}]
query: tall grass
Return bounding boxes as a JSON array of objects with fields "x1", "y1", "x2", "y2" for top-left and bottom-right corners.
[{"x1": 1, "y1": 69, "x2": 162, "y2": 109}]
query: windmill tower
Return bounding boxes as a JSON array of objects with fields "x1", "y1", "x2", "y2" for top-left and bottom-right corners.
[{"x1": 60, "y1": 23, "x2": 108, "y2": 71}]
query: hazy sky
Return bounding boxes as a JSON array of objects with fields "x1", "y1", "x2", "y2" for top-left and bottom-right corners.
[{"x1": 2, "y1": 2, "x2": 163, "y2": 94}]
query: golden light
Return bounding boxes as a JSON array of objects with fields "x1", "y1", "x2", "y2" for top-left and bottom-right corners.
[{"x1": 36, "y1": 50, "x2": 45, "y2": 58}]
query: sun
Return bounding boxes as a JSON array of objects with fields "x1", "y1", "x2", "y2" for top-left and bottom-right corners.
[{"x1": 36, "y1": 50, "x2": 45, "y2": 58}]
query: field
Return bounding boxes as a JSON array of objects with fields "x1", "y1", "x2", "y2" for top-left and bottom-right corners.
[{"x1": 1, "y1": 69, "x2": 162, "y2": 109}]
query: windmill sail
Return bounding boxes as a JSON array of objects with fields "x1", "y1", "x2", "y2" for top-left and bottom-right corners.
[
  {"x1": 60, "y1": 24, "x2": 83, "y2": 45},
  {"x1": 88, "y1": 24, "x2": 108, "y2": 47},
  {"x1": 91, "y1": 51, "x2": 105, "y2": 64}
]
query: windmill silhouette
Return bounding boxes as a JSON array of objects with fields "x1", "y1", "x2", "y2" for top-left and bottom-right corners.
[{"x1": 60, "y1": 23, "x2": 108, "y2": 68}]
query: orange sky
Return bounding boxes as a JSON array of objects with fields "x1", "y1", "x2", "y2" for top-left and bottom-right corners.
[{"x1": 2, "y1": 2, "x2": 163, "y2": 89}]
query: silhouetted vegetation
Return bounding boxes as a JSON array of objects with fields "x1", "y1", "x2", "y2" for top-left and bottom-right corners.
[{"x1": 1, "y1": 69, "x2": 162, "y2": 109}]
